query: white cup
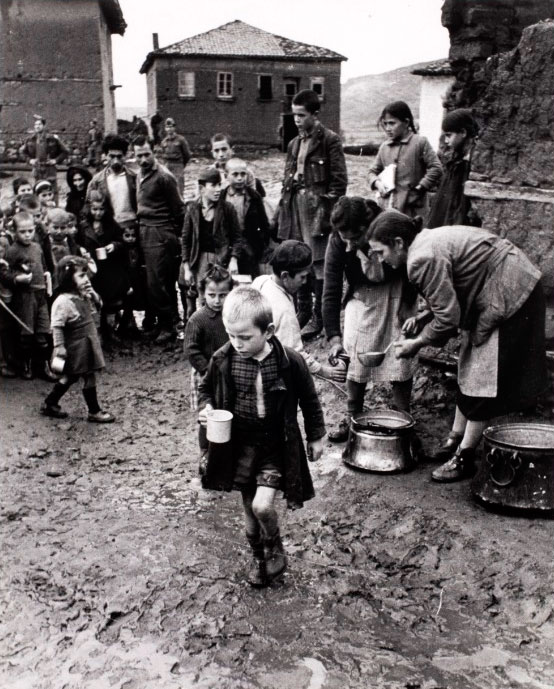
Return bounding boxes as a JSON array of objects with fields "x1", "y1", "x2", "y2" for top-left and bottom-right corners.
[
  {"x1": 51, "y1": 355, "x2": 65, "y2": 374},
  {"x1": 206, "y1": 409, "x2": 233, "y2": 443},
  {"x1": 95, "y1": 247, "x2": 107, "y2": 260}
]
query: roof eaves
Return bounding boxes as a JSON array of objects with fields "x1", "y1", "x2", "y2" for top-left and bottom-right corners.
[{"x1": 100, "y1": 0, "x2": 126, "y2": 35}]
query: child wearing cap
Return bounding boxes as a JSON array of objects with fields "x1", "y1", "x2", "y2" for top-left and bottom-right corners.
[
  {"x1": 180, "y1": 167, "x2": 242, "y2": 313},
  {"x1": 160, "y1": 117, "x2": 192, "y2": 196},
  {"x1": 253, "y1": 240, "x2": 346, "y2": 382},
  {"x1": 198, "y1": 286, "x2": 325, "y2": 587},
  {"x1": 34, "y1": 180, "x2": 55, "y2": 211},
  {"x1": 427, "y1": 109, "x2": 480, "y2": 229}
]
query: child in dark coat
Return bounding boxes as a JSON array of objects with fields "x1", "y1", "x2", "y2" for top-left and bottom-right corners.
[
  {"x1": 41, "y1": 256, "x2": 114, "y2": 423},
  {"x1": 198, "y1": 287, "x2": 325, "y2": 588},
  {"x1": 183, "y1": 264, "x2": 232, "y2": 456},
  {"x1": 77, "y1": 190, "x2": 128, "y2": 341}
]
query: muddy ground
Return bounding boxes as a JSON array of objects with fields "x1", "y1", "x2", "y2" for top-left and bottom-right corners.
[{"x1": 1, "y1": 153, "x2": 554, "y2": 689}]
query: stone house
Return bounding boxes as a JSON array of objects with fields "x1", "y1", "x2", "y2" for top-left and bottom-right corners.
[
  {"x1": 411, "y1": 59, "x2": 454, "y2": 151},
  {"x1": 139, "y1": 20, "x2": 346, "y2": 149},
  {"x1": 0, "y1": 0, "x2": 126, "y2": 146}
]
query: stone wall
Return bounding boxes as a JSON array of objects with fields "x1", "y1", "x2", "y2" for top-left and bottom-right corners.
[
  {"x1": 465, "y1": 21, "x2": 554, "y2": 308},
  {"x1": 0, "y1": 0, "x2": 118, "y2": 147},
  {"x1": 441, "y1": 0, "x2": 554, "y2": 107}
]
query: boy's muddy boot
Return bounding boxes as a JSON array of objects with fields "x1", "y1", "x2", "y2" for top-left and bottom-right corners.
[
  {"x1": 246, "y1": 534, "x2": 268, "y2": 588},
  {"x1": 301, "y1": 279, "x2": 324, "y2": 341},
  {"x1": 265, "y1": 530, "x2": 287, "y2": 582},
  {"x1": 431, "y1": 447, "x2": 477, "y2": 483}
]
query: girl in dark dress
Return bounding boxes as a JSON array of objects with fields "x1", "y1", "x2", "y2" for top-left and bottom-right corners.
[
  {"x1": 41, "y1": 256, "x2": 114, "y2": 422},
  {"x1": 77, "y1": 190, "x2": 128, "y2": 343}
]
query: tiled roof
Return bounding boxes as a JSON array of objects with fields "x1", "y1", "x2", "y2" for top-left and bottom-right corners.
[
  {"x1": 140, "y1": 20, "x2": 346, "y2": 72},
  {"x1": 411, "y1": 58, "x2": 453, "y2": 76}
]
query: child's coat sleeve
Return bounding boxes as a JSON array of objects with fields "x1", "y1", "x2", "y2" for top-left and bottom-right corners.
[{"x1": 293, "y1": 354, "x2": 326, "y2": 442}]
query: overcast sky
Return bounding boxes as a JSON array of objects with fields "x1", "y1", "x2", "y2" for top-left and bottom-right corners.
[{"x1": 113, "y1": 0, "x2": 450, "y2": 108}]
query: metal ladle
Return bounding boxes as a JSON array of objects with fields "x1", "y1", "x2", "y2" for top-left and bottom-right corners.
[{"x1": 357, "y1": 340, "x2": 396, "y2": 367}]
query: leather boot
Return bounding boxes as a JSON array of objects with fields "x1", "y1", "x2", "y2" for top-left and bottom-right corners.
[
  {"x1": 431, "y1": 447, "x2": 477, "y2": 483},
  {"x1": 264, "y1": 529, "x2": 287, "y2": 581},
  {"x1": 246, "y1": 534, "x2": 268, "y2": 588}
]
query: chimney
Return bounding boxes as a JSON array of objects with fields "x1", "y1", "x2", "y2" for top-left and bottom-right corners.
[{"x1": 152, "y1": 33, "x2": 159, "y2": 50}]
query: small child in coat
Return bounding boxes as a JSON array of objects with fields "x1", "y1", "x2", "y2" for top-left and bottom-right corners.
[
  {"x1": 198, "y1": 287, "x2": 325, "y2": 588},
  {"x1": 6, "y1": 212, "x2": 55, "y2": 380},
  {"x1": 183, "y1": 264, "x2": 232, "y2": 456},
  {"x1": 0, "y1": 234, "x2": 17, "y2": 377},
  {"x1": 41, "y1": 256, "x2": 114, "y2": 423}
]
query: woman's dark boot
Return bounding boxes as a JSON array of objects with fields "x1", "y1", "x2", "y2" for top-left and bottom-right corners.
[
  {"x1": 431, "y1": 447, "x2": 477, "y2": 483},
  {"x1": 246, "y1": 534, "x2": 268, "y2": 588},
  {"x1": 264, "y1": 529, "x2": 287, "y2": 582}
]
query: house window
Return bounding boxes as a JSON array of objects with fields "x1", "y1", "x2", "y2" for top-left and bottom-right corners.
[
  {"x1": 283, "y1": 78, "x2": 299, "y2": 99},
  {"x1": 311, "y1": 77, "x2": 325, "y2": 101},
  {"x1": 178, "y1": 71, "x2": 195, "y2": 98},
  {"x1": 217, "y1": 72, "x2": 233, "y2": 99},
  {"x1": 258, "y1": 75, "x2": 273, "y2": 100}
]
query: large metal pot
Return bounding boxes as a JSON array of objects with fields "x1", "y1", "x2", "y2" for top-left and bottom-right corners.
[
  {"x1": 472, "y1": 423, "x2": 554, "y2": 513},
  {"x1": 342, "y1": 409, "x2": 417, "y2": 473}
]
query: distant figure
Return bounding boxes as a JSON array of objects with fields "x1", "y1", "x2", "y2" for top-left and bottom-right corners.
[
  {"x1": 65, "y1": 165, "x2": 92, "y2": 221},
  {"x1": 21, "y1": 115, "x2": 68, "y2": 202},
  {"x1": 150, "y1": 112, "x2": 163, "y2": 146},
  {"x1": 159, "y1": 117, "x2": 191, "y2": 196},
  {"x1": 86, "y1": 119, "x2": 103, "y2": 169}
]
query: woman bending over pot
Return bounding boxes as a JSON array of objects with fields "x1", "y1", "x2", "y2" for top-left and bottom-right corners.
[{"x1": 367, "y1": 210, "x2": 547, "y2": 483}]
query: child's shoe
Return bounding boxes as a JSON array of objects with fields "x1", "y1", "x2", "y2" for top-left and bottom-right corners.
[
  {"x1": 40, "y1": 401, "x2": 68, "y2": 419},
  {"x1": 88, "y1": 410, "x2": 115, "y2": 423},
  {"x1": 246, "y1": 534, "x2": 268, "y2": 588},
  {"x1": 264, "y1": 529, "x2": 287, "y2": 582}
]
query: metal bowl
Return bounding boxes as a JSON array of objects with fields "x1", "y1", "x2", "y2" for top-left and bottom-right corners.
[{"x1": 357, "y1": 351, "x2": 386, "y2": 367}]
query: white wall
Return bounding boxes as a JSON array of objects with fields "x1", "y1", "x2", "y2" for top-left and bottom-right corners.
[{"x1": 418, "y1": 75, "x2": 455, "y2": 150}]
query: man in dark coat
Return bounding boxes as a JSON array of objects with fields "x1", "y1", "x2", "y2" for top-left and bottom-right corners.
[
  {"x1": 21, "y1": 115, "x2": 68, "y2": 202},
  {"x1": 277, "y1": 90, "x2": 347, "y2": 339}
]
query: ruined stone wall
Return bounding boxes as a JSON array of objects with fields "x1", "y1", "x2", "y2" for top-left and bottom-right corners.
[
  {"x1": 0, "y1": 0, "x2": 111, "y2": 147},
  {"x1": 441, "y1": 0, "x2": 554, "y2": 107},
  {"x1": 465, "y1": 21, "x2": 554, "y2": 306}
]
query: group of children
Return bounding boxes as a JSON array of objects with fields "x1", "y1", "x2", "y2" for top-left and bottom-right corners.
[{"x1": 1, "y1": 96, "x2": 481, "y2": 588}]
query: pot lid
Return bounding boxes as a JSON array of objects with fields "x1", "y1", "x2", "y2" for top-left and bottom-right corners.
[{"x1": 484, "y1": 423, "x2": 554, "y2": 451}]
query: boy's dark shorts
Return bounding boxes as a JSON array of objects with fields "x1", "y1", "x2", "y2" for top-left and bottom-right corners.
[{"x1": 232, "y1": 427, "x2": 283, "y2": 490}]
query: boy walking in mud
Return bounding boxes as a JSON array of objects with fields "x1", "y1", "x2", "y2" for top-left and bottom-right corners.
[{"x1": 198, "y1": 287, "x2": 325, "y2": 587}]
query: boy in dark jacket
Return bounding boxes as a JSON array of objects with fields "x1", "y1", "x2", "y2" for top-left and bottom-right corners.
[
  {"x1": 277, "y1": 89, "x2": 348, "y2": 339},
  {"x1": 220, "y1": 158, "x2": 270, "y2": 277},
  {"x1": 198, "y1": 287, "x2": 325, "y2": 588}
]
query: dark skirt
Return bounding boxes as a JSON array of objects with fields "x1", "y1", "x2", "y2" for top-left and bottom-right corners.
[{"x1": 457, "y1": 282, "x2": 547, "y2": 421}]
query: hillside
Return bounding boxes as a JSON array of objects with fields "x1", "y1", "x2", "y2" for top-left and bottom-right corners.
[{"x1": 340, "y1": 60, "x2": 441, "y2": 144}]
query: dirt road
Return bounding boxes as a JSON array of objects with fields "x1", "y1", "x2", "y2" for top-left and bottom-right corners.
[{"x1": 1, "y1": 154, "x2": 554, "y2": 688}]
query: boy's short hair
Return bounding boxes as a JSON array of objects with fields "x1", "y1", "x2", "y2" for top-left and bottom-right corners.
[
  {"x1": 270, "y1": 240, "x2": 312, "y2": 278},
  {"x1": 442, "y1": 108, "x2": 479, "y2": 138},
  {"x1": 88, "y1": 189, "x2": 106, "y2": 205},
  {"x1": 102, "y1": 133, "x2": 129, "y2": 155},
  {"x1": 18, "y1": 195, "x2": 41, "y2": 212},
  {"x1": 198, "y1": 168, "x2": 221, "y2": 186},
  {"x1": 45, "y1": 207, "x2": 68, "y2": 225},
  {"x1": 65, "y1": 212, "x2": 77, "y2": 223},
  {"x1": 225, "y1": 157, "x2": 247, "y2": 172},
  {"x1": 222, "y1": 286, "x2": 273, "y2": 332},
  {"x1": 210, "y1": 132, "x2": 233, "y2": 148},
  {"x1": 13, "y1": 212, "x2": 34, "y2": 230},
  {"x1": 13, "y1": 177, "x2": 31, "y2": 195},
  {"x1": 292, "y1": 89, "x2": 320, "y2": 114}
]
